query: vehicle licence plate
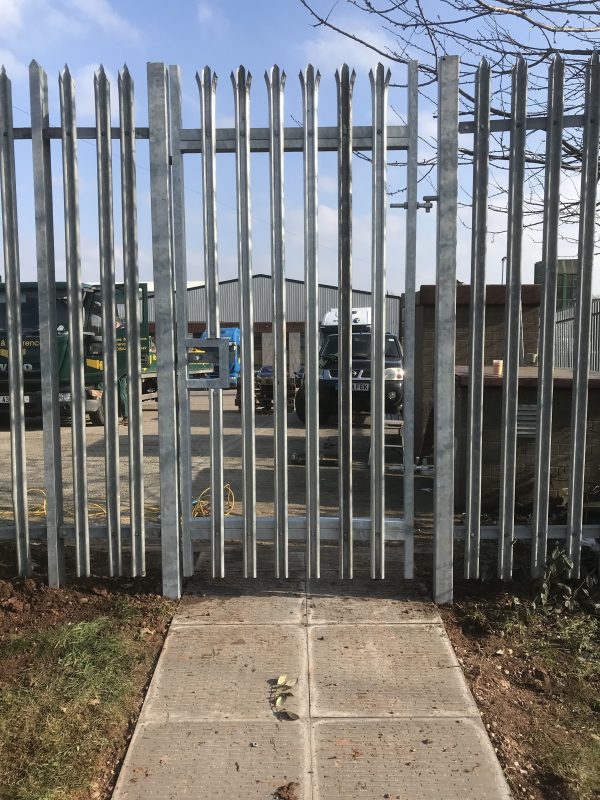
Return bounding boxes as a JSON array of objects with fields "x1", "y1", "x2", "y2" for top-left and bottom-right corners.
[
  {"x1": 352, "y1": 382, "x2": 369, "y2": 391},
  {"x1": 0, "y1": 395, "x2": 29, "y2": 403}
]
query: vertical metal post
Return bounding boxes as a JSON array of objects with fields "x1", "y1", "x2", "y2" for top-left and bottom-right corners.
[
  {"x1": 30, "y1": 61, "x2": 64, "y2": 585},
  {"x1": 59, "y1": 66, "x2": 90, "y2": 578},
  {"x1": 147, "y1": 63, "x2": 181, "y2": 598},
  {"x1": 498, "y1": 58, "x2": 527, "y2": 581},
  {"x1": 198, "y1": 67, "x2": 225, "y2": 578},
  {"x1": 119, "y1": 66, "x2": 145, "y2": 578},
  {"x1": 300, "y1": 65, "x2": 321, "y2": 579},
  {"x1": 532, "y1": 56, "x2": 564, "y2": 577},
  {"x1": 433, "y1": 55, "x2": 459, "y2": 604},
  {"x1": 464, "y1": 60, "x2": 490, "y2": 580},
  {"x1": 232, "y1": 66, "x2": 257, "y2": 578},
  {"x1": 0, "y1": 68, "x2": 30, "y2": 576},
  {"x1": 567, "y1": 52, "x2": 600, "y2": 577},
  {"x1": 336, "y1": 64, "x2": 355, "y2": 580},
  {"x1": 266, "y1": 66, "x2": 288, "y2": 579},
  {"x1": 369, "y1": 63, "x2": 391, "y2": 579},
  {"x1": 169, "y1": 65, "x2": 193, "y2": 578},
  {"x1": 95, "y1": 67, "x2": 121, "y2": 576},
  {"x1": 402, "y1": 60, "x2": 418, "y2": 581}
]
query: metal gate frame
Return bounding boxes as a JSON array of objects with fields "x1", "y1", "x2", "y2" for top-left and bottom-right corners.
[
  {"x1": 2, "y1": 56, "x2": 598, "y2": 602},
  {"x1": 147, "y1": 60, "x2": 421, "y2": 597}
]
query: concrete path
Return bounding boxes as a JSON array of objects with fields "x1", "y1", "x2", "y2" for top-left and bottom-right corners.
[{"x1": 113, "y1": 546, "x2": 511, "y2": 799}]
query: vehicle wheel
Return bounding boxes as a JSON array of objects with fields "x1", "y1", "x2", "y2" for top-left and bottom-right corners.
[
  {"x1": 89, "y1": 401, "x2": 105, "y2": 427},
  {"x1": 295, "y1": 386, "x2": 306, "y2": 424}
]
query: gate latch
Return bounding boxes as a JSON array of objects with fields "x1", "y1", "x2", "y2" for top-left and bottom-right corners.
[{"x1": 185, "y1": 337, "x2": 230, "y2": 389}]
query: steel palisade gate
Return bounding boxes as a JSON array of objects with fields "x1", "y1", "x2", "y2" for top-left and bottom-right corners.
[
  {"x1": 0, "y1": 56, "x2": 599, "y2": 602},
  {"x1": 175, "y1": 61, "x2": 417, "y2": 586}
]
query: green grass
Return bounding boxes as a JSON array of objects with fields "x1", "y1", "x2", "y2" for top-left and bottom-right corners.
[{"x1": 0, "y1": 600, "x2": 170, "y2": 800}]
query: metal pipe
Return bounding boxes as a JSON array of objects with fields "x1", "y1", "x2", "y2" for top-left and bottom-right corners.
[
  {"x1": 464, "y1": 59, "x2": 490, "y2": 580},
  {"x1": 531, "y1": 56, "x2": 564, "y2": 577},
  {"x1": 433, "y1": 55, "x2": 460, "y2": 604},
  {"x1": 498, "y1": 58, "x2": 527, "y2": 581},
  {"x1": 567, "y1": 52, "x2": 600, "y2": 577},
  {"x1": 198, "y1": 67, "x2": 225, "y2": 578},
  {"x1": 369, "y1": 63, "x2": 391, "y2": 579},
  {"x1": 232, "y1": 66, "x2": 257, "y2": 578},
  {"x1": 169, "y1": 65, "x2": 193, "y2": 578},
  {"x1": 266, "y1": 66, "x2": 289, "y2": 579},
  {"x1": 147, "y1": 63, "x2": 181, "y2": 598},
  {"x1": 30, "y1": 61, "x2": 65, "y2": 586},
  {"x1": 0, "y1": 68, "x2": 30, "y2": 577},
  {"x1": 336, "y1": 64, "x2": 356, "y2": 579},
  {"x1": 59, "y1": 66, "x2": 90, "y2": 577},
  {"x1": 119, "y1": 66, "x2": 145, "y2": 578},
  {"x1": 402, "y1": 60, "x2": 419, "y2": 581},
  {"x1": 94, "y1": 66, "x2": 121, "y2": 576},
  {"x1": 300, "y1": 64, "x2": 321, "y2": 579}
]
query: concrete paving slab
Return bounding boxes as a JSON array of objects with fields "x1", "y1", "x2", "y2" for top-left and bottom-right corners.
[
  {"x1": 309, "y1": 623, "x2": 479, "y2": 718},
  {"x1": 312, "y1": 718, "x2": 512, "y2": 800},
  {"x1": 140, "y1": 625, "x2": 308, "y2": 723},
  {"x1": 307, "y1": 592, "x2": 440, "y2": 625},
  {"x1": 113, "y1": 720, "x2": 309, "y2": 800},
  {"x1": 175, "y1": 592, "x2": 306, "y2": 626}
]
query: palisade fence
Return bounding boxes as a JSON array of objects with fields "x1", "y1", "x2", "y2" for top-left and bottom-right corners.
[
  {"x1": 555, "y1": 299, "x2": 600, "y2": 372},
  {"x1": 0, "y1": 54, "x2": 599, "y2": 603},
  {"x1": 457, "y1": 53, "x2": 600, "y2": 592}
]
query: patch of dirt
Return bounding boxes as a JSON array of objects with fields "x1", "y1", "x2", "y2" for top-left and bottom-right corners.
[
  {"x1": 274, "y1": 781, "x2": 301, "y2": 800},
  {"x1": 441, "y1": 585, "x2": 600, "y2": 800}
]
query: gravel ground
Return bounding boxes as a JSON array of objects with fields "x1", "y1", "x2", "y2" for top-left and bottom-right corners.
[{"x1": 0, "y1": 390, "x2": 407, "y2": 523}]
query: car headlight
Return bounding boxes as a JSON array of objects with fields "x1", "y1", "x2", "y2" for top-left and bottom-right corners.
[{"x1": 385, "y1": 367, "x2": 404, "y2": 380}]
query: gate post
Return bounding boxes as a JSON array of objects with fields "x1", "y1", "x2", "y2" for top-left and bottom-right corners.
[
  {"x1": 147, "y1": 63, "x2": 182, "y2": 599},
  {"x1": 434, "y1": 56, "x2": 459, "y2": 604}
]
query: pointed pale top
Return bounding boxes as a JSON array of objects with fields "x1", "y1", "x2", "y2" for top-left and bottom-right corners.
[
  {"x1": 335, "y1": 63, "x2": 356, "y2": 88},
  {"x1": 231, "y1": 64, "x2": 252, "y2": 89},
  {"x1": 299, "y1": 63, "x2": 321, "y2": 89},
  {"x1": 196, "y1": 66, "x2": 218, "y2": 90},
  {"x1": 118, "y1": 64, "x2": 133, "y2": 90},
  {"x1": 265, "y1": 65, "x2": 286, "y2": 89}
]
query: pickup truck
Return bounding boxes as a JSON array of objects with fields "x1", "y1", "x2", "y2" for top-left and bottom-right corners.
[{"x1": 294, "y1": 328, "x2": 404, "y2": 424}]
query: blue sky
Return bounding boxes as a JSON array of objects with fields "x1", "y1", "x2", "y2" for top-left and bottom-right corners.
[{"x1": 0, "y1": 0, "x2": 589, "y2": 295}]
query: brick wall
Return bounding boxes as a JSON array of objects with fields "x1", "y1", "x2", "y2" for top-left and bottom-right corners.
[
  {"x1": 454, "y1": 383, "x2": 600, "y2": 513},
  {"x1": 414, "y1": 285, "x2": 541, "y2": 456}
]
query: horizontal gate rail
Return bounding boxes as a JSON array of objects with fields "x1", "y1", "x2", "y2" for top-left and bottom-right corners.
[
  {"x1": 3, "y1": 521, "x2": 599, "y2": 544},
  {"x1": 10, "y1": 125, "x2": 409, "y2": 151}
]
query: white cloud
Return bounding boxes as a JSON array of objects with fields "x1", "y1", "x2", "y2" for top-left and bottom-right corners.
[
  {"x1": 64, "y1": 0, "x2": 140, "y2": 41},
  {"x1": 0, "y1": 48, "x2": 27, "y2": 80},
  {"x1": 0, "y1": 0, "x2": 23, "y2": 32},
  {"x1": 69, "y1": 63, "x2": 118, "y2": 123},
  {"x1": 298, "y1": 18, "x2": 399, "y2": 75},
  {"x1": 197, "y1": 1, "x2": 227, "y2": 31}
]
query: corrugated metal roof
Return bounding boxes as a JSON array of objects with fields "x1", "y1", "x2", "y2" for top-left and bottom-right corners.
[{"x1": 148, "y1": 275, "x2": 401, "y2": 335}]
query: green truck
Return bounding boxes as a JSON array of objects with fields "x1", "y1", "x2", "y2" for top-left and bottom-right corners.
[{"x1": 0, "y1": 281, "x2": 159, "y2": 425}]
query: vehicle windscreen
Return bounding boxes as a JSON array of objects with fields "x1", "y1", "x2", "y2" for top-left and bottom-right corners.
[
  {"x1": 321, "y1": 333, "x2": 402, "y2": 361},
  {"x1": 0, "y1": 290, "x2": 70, "y2": 332}
]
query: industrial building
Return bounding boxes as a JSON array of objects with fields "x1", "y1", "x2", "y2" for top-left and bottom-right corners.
[{"x1": 148, "y1": 274, "x2": 402, "y2": 374}]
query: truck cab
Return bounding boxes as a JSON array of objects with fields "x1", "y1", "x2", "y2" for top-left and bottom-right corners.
[
  {"x1": 295, "y1": 307, "x2": 404, "y2": 424},
  {"x1": 0, "y1": 282, "x2": 152, "y2": 424}
]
